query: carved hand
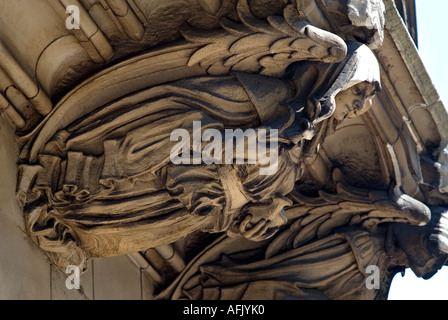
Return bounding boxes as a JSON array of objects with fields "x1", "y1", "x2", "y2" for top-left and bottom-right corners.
[{"x1": 230, "y1": 197, "x2": 291, "y2": 241}]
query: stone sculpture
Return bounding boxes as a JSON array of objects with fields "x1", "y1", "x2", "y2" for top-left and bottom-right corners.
[
  {"x1": 159, "y1": 203, "x2": 448, "y2": 300},
  {"x1": 1, "y1": 0, "x2": 446, "y2": 299},
  {"x1": 20, "y1": 40, "x2": 389, "y2": 268}
]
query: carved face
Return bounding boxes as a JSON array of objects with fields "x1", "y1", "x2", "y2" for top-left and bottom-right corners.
[{"x1": 333, "y1": 81, "x2": 377, "y2": 121}]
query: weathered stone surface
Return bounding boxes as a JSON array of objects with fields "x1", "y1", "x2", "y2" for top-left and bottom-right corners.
[{"x1": 0, "y1": 0, "x2": 447, "y2": 300}]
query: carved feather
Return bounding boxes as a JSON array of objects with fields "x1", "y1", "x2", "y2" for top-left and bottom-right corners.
[
  {"x1": 265, "y1": 181, "x2": 429, "y2": 258},
  {"x1": 198, "y1": 0, "x2": 222, "y2": 16},
  {"x1": 181, "y1": 0, "x2": 347, "y2": 77}
]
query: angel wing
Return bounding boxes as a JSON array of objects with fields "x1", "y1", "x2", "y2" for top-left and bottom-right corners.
[
  {"x1": 265, "y1": 179, "x2": 431, "y2": 258},
  {"x1": 181, "y1": 0, "x2": 347, "y2": 77}
]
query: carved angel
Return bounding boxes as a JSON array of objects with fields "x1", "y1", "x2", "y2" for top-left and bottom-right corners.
[
  {"x1": 19, "y1": 41, "x2": 382, "y2": 269},
  {"x1": 17, "y1": 0, "x2": 387, "y2": 269}
]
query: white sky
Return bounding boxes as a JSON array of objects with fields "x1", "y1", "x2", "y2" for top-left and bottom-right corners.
[{"x1": 388, "y1": 0, "x2": 448, "y2": 300}]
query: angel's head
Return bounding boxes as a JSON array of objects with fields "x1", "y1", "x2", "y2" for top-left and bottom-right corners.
[
  {"x1": 287, "y1": 42, "x2": 381, "y2": 124},
  {"x1": 333, "y1": 80, "x2": 377, "y2": 121},
  {"x1": 331, "y1": 42, "x2": 381, "y2": 121}
]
